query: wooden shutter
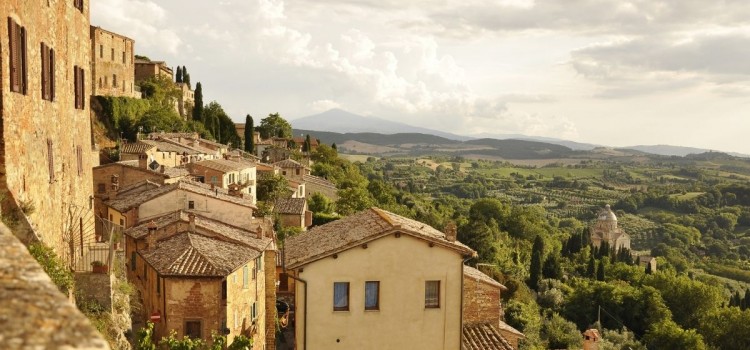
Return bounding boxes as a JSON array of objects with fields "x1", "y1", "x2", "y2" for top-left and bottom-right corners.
[
  {"x1": 8, "y1": 18, "x2": 18, "y2": 92},
  {"x1": 80, "y1": 68, "x2": 85, "y2": 108},
  {"x1": 41, "y1": 43, "x2": 48, "y2": 99},
  {"x1": 20, "y1": 26, "x2": 27, "y2": 94},
  {"x1": 50, "y1": 49, "x2": 55, "y2": 101},
  {"x1": 73, "y1": 66, "x2": 79, "y2": 108},
  {"x1": 47, "y1": 139, "x2": 54, "y2": 182}
]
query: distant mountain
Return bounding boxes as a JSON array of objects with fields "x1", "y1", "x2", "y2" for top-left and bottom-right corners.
[
  {"x1": 622, "y1": 145, "x2": 749, "y2": 158},
  {"x1": 293, "y1": 129, "x2": 458, "y2": 146},
  {"x1": 290, "y1": 109, "x2": 474, "y2": 141},
  {"x1": 464, "y1": 138, "x2": 576, "y2": 159},
  {"x1": 472, "y1": 133, "x2": 600, "y2": 151}
]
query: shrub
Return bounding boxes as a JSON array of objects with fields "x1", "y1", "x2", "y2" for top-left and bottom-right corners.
[{"x1": 28, "y1": 243, "x2": 73, "y2": 293}]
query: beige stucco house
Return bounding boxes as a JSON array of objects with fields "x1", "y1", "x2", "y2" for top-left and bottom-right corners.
[
  {"x1": 187, "y1": 159, "x2": 257, "y2": 204},
  {"x1": 283, "y1": 207, "x2": 476, "y2": 350}
]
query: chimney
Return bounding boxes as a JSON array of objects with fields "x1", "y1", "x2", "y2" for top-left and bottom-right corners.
[
  {"x1": 138, "y1": 153, "x2": 148, "y2": 169},
  {"x1": 256, "y1": 225, "x2": 264, "y2": 240},
  {"x1": 146, "y1": 221, "x2": 158, "y2": 249},
  {"x1": 444, "y1": 222, "x2": 457, "y2": 242},
  {"x1": 188, "y1": 213, "x2": 196, "y2": 232},
  {"x1": 109, "y1": 174, "x2": 120, "y2": 199},
  {"x1": 160, "y1": 165, "x2": 165, "y2": 174}
]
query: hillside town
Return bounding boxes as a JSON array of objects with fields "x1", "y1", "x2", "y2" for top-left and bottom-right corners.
[
  {"x1": 0, "y1": 2, "x2": 533, "y2": 350},
  {"x1": 5, "y1": 2, "x2": 750, "y2": 350}
]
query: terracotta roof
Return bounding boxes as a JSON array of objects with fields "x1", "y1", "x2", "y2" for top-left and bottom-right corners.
[
  {"x1": 464, "y1": 266, "x2": 508, "y2": 290},
  {"x1": 140, "y1": 232, "x2": 260, "y2": 277},
  {"x1": 142, "y1": 139, "x2": 201, "y2": 155},
  {"x1": 126, "y1": 211, "x2": 272, "y2": 251},
  {"x1": 284, "y1": 207, "x2": 476, "y2": 268},
  {"x1": 274, "y1": 198, "x2": 307, "y2": 215},
  {"x1": 117, "y1": 180, "x2": 162, "y2": 197},
  {"x1": 106, "y1": 179, "x2": 256, "y2": 212},
  {"x1": 274, "y1": 159, "x2": 307, "y2": 169},
  {"x1": 256, "y1": 163, "x2": 278, "y2": 172},
  {"x1": 303, "y1": 174, "x2": 337, "y2": 189},
  {"x1": 120, "y1": 142, "x2": 155, "y2": 154},
  {"x1": 94, "y1": 162, "x2": 171, "y2": 179},
  {"x1": 148, "y1": 132, "x2": 199, "y2": 140},
  {"x1": 162, "y1": 166, "x2": 190, "y2": 178},
  {"x1": 462, "y1": 323, "x2": 514, "y2": 350},
  {"x1": 193, "y1": 159, "x2": 252, "y2": 173}
]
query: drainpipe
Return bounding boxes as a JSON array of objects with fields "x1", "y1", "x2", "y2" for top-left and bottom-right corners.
[{"x1": 459, "y1": 255, "x2": 472, "y2": 350}]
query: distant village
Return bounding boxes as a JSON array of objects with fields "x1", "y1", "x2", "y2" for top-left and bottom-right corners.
[{"x1": 0, "y1": 2, "x2": 641, "y2": 350}]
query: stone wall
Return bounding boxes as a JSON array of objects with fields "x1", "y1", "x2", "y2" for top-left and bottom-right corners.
[
  {"x1": 90, "y1": 26, "x2": 136, "y2": 98},
  {"x1": 462, "y1": 274, "x2": 502, "y2": 327},
  {"x1": 1, "y1": 0, "x2": 96, "y2": 262},
  {"x1": 264, "y1": 250, "x2": 277, "y2": 349},
  {"x1": 76, "y1": 272, "x2": 113, "y2": 310},
  {"x1": 226, "y1": 255, "x2": 267, "y2": 349},
  {"x1": 0, "y1": 222, "x2": 109, "y2": 349}
]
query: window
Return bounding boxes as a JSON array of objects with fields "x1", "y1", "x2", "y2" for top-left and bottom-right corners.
[
  {"x1": 252, "y1": 261, "x2": 257, "y2": 280},
  {"x1": 365, "y1": 281, "x2": 380, "y2": 310},
  {"x1": 425, "y1": 281, "x2": 440, "y2": 308},
  {"x1": 296, "y1": 169, "x2": 300, "y2": 175},
  {"x1": 211, "y1": 176, "x2": 218, "y2": 185},
  {"x1": 8, "y1": 17, "x2": 28, "y2": 94},
  {"x1": 76, "y1": 146, "x2": 83, "y2": 176},
  {"x1": 40, "y1": 42, "x2": 55, "y2": 101},
  {"x1": 185, "y1": 320, "x2": 201, "y2": 339},
  {"x1": 74, "y1": 0, "x2": 84, "y2": 13},
  {"x1": 98, "y1": 77, "x2": 102, "y2": 88},
  {"x1": 98, "y1": 183, "x2": 106, "y2": 193},
  {"x1": 113, "y1": 74, "x2": 117, "y2": 88},
  {"x1": 251, "y1": 301, "x2": 257, "y2": 321},
  {"x1": 130, "y1": 252, "x2": 136, "y2": 271},
  {"x1": 111, "y1": 47, "x2": 114, "y2": 61},
  {"x1": 143, "y1": 264, "x2": 147, "y2": 281},
  {"x1": 221, "y1": 280, "x2": 227, "y2": 300},
  {"x1": 333, "y1": 282, "x2": 349, "y2": 311},
  {"x1": 47, "y1": 139, "x2": 54, "y2": 183},
  {"x1": 99, "y1": 44, "x2": 103, "y2": 58},
  {"x1": 122, "y1": 51, "x2": 126, "y2": 64},
  {"x1": 188, "y1": 200, "x2": 195, "y2": 210},
  {"x1": 243, "y1": 265, "x2": 248, "y2": 289},
  {"x1": 73, "y1": 66, "x2": 85, "y2": 109}
]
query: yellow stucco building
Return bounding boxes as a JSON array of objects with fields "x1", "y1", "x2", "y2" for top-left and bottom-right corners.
[{"x1": 284, "y1": 207, "x2": 476, "y2": 350}]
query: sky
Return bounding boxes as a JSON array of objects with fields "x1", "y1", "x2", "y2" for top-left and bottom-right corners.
[{"x1": 92, "y1": 0, "x2": 750, "y2": 153}]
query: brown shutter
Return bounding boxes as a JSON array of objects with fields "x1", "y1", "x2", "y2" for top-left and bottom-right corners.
[
  {"x1": 50, "y1": 49, "x2": 55, "y2": 101},
  {"x1": 8, "y1": 18, "x2": 18, "y2": 92},
  {"x1": 20, "y1": 26, "x2": 27, "y2": 95},
  {"x1": 41, "y1": 43, "x2": 47, "y2": 99},
  {"x1": 73, "y1": 66, "x2": 79, "y2": 108},
  {"x1": 80, "y1": 68, "x2": 85, "y2": 108}
]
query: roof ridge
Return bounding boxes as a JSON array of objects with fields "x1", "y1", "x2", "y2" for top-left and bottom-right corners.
[{"x1": 370, "y1": 207, "x2": 394, "y2": 226}]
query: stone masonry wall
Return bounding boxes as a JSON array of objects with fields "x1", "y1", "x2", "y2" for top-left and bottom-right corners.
[
  {"x1": 90, "y1": 26, "x2": 136, "y2": 98},
  {"x1": 2, "y1": 0, "x2": 96, "y2": 261},
  {"x1": 462, "y1": 275, "x2": 502, "y2": 327}
]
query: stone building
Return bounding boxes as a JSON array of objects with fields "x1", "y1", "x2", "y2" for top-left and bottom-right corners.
[
  {"x1": 462, "y1": 265, "x2": 524, "y2": 350},
  {"x1": 273, "y1": 197, "x2": 312, "y2": 231},
  {"x1": 303, "y1": 174, "x2": 339, "y2": 200},
  {"x1": 176, "y1": 82, "x2": 193, "y2": 119},
  {"x1": 187, "y1": 159, "x2": 257, "y2": 204},
  {"x1": 590, "y1": 204, "x2": 630, "y2": 251},
  {"x1": 1, "y1": 0, "x2": 96, "y2": 260},
  {"x1": 134, "y1": 57, "x2": 172, "y2": 83},
  {"x1": 124, "y1": 211, "x2": 276, "y2": 347},
  {"x1": 284, "y1": 207, "x2": 477, "y2": 350},
  {"x1": 89, "y1": 26, "x2": 136, "y2": 98}
]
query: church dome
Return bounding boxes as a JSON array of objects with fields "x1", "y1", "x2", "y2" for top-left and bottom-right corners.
[{"x1": 598, "y1": 204, "x2": 617, "y2": 221}]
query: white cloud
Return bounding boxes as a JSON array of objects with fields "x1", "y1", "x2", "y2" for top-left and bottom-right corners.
[
  {"x1": 91, "y1": 0, "x2": 183, "y2": 54},
  {"x1": 310, "y1": 99, "x2": 342, "y2": 112}
]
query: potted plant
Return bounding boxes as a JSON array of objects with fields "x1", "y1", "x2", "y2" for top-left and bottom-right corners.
[
  {"x1": 112, "y1": 232, "x2": 122, "y2": 251},
  {"x1": 91, "y1": 260, "x2": 108, "y2": 274}
]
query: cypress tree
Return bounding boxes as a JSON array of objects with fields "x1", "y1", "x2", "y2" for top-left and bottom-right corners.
[
  {"x1": 332, "y1": 143, "x2": 337, "y2": 150},
  {"x1": 645, "y1": 261, "x2": 652, "y2": 274},
  {"x1": 183, "y1": 66, "x2": 191, "y2": 88},
  {"x1": 542, "y1": 254, "x2": 562, "y2": 280},
  {"x1": 193, "y1": 82, "x2": 203, "y2": 122},
  {"x1": 303, "y1": 134, "x2": 311, "y2": 153},
  {"x1": 596, "y1": 259, "x2": 605, "y2": 281},
  {"x1": 587, "y1": 254, "x2": 596, "y2": 278},
  {"x1": 244, "y1": 114, "x2": 254, "y2": 153},
  {"x1": 743, "y1": 288, "x2": 750, "y2": 310},
  {"x1": 175, "y1": 66, "x2": 183, "y2": 83},
  {"x1": 528, "y1": 235, "x2": 544, "y2": 290}
]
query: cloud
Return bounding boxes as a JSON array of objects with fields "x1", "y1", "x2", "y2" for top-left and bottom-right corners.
[
  {"x1": 310, "y1": 99, "x2": 342, "y2": 112},
  {"x1": 91, "y1": 0, "x2": 183, "y2": 54},
  {"x1": 570, "y1": 32, "x2": 750, "y2": 96}
]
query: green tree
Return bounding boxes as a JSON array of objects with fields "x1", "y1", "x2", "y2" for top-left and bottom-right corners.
[
  {"x1": 302, "y1": 134, "x2": 312, "y2": 153},
  {"x1": 244, "y1": 114, "x2": 254, "y2": 153},
  {"x1": 28, "y1": 243, "x2": 74, "y2": 294},
  {"x1": 257, "y1": 174, "x2": 289, "y2": 202},
  {"x1": 597, "y1": 259, "x2": 605, "y2": 281},
  {"x1": 457, "y1": 221, "x2": 499, "y2": 265},
  {"x1": 335, "y1": 186, "x2": 375, "y2": 215},
  {"x1": 542, "y1": 313, "x2": 582, "y2": 349},
  {"x1": 182, "y1": 66, "x2": 190, "y2": 88},
  {"x1": 136, "y1": 322, "x2": 156, "y2": 350},
  {"x1": 529, "y1": 235, "x2": 544, "y2": 290},
  {"x1": 643, "y1": 271, "x2": 723, "y2": 329},
  {"x1": 193, "y1": 82, "x2": 203, "y2": 122},
  {"x1": 175, "y1": 66, "x2": 183, "y2": 83},
  {"x1": 331, "y1": 142, "x2": 337, "y2": 150},
  {"x1": 258, "y1": 113, "x2": 292, "y2": 139},
  {"x1": 308, "y1": 192, "x2": 333, "y2": 214},
  {"x1": 699, "y1": 307, "x2": 750, "y2": 349},
  {"x1": 542, "y1": 254, "x2": 562, "y2": 280},
  {"x1": 203, "y1": 101, "x2": 241, "y2": 146},
  {"x1": 643, "y1": 320, "x2": 707, "y2": 350},
  {"x1": 587, "y1": 253, "x2": 596, "y2": 278},
  {"x1": 159, "y1": 329, "x2": 205, "y2": 349}
]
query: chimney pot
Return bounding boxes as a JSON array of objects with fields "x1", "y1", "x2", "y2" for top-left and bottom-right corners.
[
  {"x1": 445, "y1": 222, "x2": 457, "y2": 242},
  {"x1": 256, "y1": 226, "x2": 264, "y2": 239},
  {"x1": 160, "y1": 165, "x2": 165, "y2": 173},
  {"x1": 138, "y1": 153, "x2": 148, "y2": 169},
  {"x1": 188, "y1": 213, "x2": 196, "y2": 232}
]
